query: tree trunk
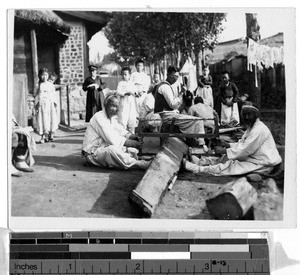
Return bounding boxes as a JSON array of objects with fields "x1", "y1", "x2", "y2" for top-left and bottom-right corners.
[
  {"x1": 246, "y1": 13, "x2": 261, "y2": 41},
  {"x1": 195, "y1": 50, "x2": 202, "y2": 79},
  {"x1": 246, "y1": 13, "x2": 261, "y2": 108}
]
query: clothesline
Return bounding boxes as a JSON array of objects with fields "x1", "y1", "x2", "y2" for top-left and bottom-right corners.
[{"x1": 247, "y1": 37, "x2": 284, "y2": 72}]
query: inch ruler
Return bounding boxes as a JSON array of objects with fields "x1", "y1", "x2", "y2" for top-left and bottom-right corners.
[{"x1": 9, "y1": 232, "x2": 270, "y2": 275}]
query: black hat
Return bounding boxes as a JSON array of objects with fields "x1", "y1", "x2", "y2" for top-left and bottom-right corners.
[
  {"x1": 88, "y1": 65, "x2": 98, "y2": 71},
  {"x1": 167, "y1": 66, "x2": 178, "y2": 75}
]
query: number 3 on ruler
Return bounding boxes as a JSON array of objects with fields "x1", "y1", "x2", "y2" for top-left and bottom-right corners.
[{"x1": 205, "y1": 263, "x2": 209, "y2": 270}]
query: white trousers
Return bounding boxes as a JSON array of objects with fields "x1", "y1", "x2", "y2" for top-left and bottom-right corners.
[
  {"x1": 118, "y1": 95, "x2": 137, "y2": 134},
  {"x1": 194, "y1": 155, "x2": 273, "y2": 176},
  {"x1": 87, "y1": 145, "x2": 139, "y2": 170}
]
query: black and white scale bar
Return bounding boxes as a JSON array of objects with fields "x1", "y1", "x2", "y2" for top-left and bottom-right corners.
[{"x1": 10, "y1": 259, "x2": 270, "y2": 274}]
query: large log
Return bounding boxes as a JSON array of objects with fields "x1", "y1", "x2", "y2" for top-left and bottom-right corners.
[
  {"x1": 253, "y1": 178, "x2": 283, "y2": 220},
  {"x1": 129, "y1": 137, "x2": 189, "y2": 217},
  {"x1": 206, "y1": 177, "x2": 258, "y2": 220}
]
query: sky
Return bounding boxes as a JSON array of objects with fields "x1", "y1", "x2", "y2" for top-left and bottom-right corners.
[{"x1": 88, "y1": 9, "x2": 288, "y2": 63}]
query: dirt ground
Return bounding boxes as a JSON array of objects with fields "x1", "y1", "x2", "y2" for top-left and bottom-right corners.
[
  {"x1": 10, "y1": 125, "x2": 283, "y2": 220},
  {"x1": 10, "y1": 125, "x2": 238, "y2": 219}
]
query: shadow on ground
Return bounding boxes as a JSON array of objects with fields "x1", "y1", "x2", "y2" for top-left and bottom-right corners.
[{"x1": 87, "y1": 169, "x2": 145, "y2": 218}]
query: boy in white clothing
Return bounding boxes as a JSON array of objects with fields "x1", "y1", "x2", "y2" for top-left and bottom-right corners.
[
  {"x1": 131, "y1": 59, "x2": 151, "y2": 115},
  {"x1": 116, "y1": 67, "x2": 137, "y2": 134}
]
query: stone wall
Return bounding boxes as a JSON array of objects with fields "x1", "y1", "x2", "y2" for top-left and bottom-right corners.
[
  {"x1": 59, "y1": 21, "x2": 87, "y2": 124},
  {"x1": 59, "y1": 21, "x2": 85, "y2": 86}
]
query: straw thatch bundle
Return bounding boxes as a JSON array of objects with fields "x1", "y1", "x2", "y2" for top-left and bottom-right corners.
[{"x1": 15, "y1": 9, "x2": 71, "y2": 35}]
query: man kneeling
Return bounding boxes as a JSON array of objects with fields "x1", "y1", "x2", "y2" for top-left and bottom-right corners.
[
  {"x1": 82, "y1": 93, "x2": 150, "y2": 169},
  {"x1": 183, "y1": 104, "x2": 282, "y2": 176}
]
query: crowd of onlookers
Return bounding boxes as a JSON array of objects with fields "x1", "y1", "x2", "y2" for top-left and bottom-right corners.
[{"x1": 11, "y1": 58, "x2": 282, "y2": 178}]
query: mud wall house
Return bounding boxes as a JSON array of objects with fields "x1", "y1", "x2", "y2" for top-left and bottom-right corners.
[
  {"x1": 13, "y1": 10, "x2": 111, "y2": 127},
  {"x1": 54, "y1": 11, "x2": 111, "y2": 123},
  {"x1": 13, "y1": 10, "x2": 71, "y2": 127}
]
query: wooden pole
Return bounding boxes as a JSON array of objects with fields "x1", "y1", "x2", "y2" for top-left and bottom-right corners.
[
  {"x1": 66, "y1": 85, "x2": 70, "y2": 127},
  {"x1": 30, "y1": 29, "x2": 38, "y2": 96}
]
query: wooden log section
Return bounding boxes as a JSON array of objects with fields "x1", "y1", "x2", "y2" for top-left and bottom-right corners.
[
  {"x1": 129, "y1": 137, "x2": 189, "y2": 217},
  {"x1": 253, "y1": 178, "x2": 283, "y2": 220},
  {"x1": 206, "y1": 177, "x2": 258, "y2": 220}
]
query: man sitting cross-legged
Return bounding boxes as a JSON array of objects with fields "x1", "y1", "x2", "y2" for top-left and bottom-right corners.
[
  {"x1": 183, "y1": 104, "x2": 282, "y2": 176},
  {"x1": 82, "y1": 93, "x2": 151, "y2": 170}
]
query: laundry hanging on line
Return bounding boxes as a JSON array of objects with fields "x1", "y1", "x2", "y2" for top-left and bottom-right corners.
[{"x1": 247, "y1": 38, "x2": 284, "y2": 72}]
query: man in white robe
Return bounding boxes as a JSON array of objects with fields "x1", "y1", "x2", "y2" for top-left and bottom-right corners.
[
  {"x1": 82, "y1": 94, "x2": 150, "y2": 170},
  {"x1": 183, "y1": 105, "x2": 282, "y2": 176}
]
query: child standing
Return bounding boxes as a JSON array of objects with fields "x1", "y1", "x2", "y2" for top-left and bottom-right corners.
[
  {"x1": 48, "y1": 72, "x2": 57, "y2": 84},
  {"x1": 82, "y1": 65, "x2": 106, "y2": 122},
  {"x1": 35, "y1": 68, "x2": 58, "y2": 143},
  {"x1": 131, "y1": 59, "x2": 151, "y2": 115},
  {"x1": 48, "y1": 72, "x2": 59, "y2": 140},
  {"x1": 116, "y1": 67, "x2": 137, "y2": 134},
  {"x1": 216, "y1": 71, "x2": 240, "y2": 127},
  {"x1": 195, "y1": 67, "x2": 214, "y2": 108}
]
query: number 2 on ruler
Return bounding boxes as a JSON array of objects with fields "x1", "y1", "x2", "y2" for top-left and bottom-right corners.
[{"x1": 135, "y1": 263, "x2": 141, "y2": 271}]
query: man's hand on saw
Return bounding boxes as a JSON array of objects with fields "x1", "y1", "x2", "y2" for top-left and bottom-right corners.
[
  {"x1": 124, "y1": 139, "x2": 143, "y2": 148},
  {"x1": 214, "y1": 146, "x2": 227, "y2": 155},
  {"x1": 219, "y1": 139, "x2": 230, "y2": 148},
  {"x1": 129, "y1": 134, "x2": 140, "y2": 141}
]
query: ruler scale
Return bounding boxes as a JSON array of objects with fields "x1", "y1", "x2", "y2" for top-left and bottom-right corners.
[{"x1": 9, "y1": 232, "x2": 270, "y2": 275}]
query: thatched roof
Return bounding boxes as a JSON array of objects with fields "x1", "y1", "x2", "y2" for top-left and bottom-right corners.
[
  {"x1": 55, "y1": 11, "x2": 111, "y2": 26},
  {"x1": 14, "y1": 9, "x2": 71, "y2": 35}
]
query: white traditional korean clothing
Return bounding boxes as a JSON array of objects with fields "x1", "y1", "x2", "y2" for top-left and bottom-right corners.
[
  {"x1": 82, "y1": 110, "x2": 140, "y2": 169},
  {"x1": 190, "y1": 119, "x2": 282, "y2": 176},
  {"x1": 116, "y1": 80, "x2": 138, "y2": 134},
  {"x1": 139, "y1": 93, "x2": 161, "y2": 129},
  {"x1": 131, "y1": 71, "x2": 151, "y2": 114},
  {"x1": 35, "y1": 81, "x2": 58, "y2": 135}
]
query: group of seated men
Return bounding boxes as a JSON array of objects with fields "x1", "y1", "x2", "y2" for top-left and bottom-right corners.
[{"x1": 81, "y1": 65, "x2": 282, "y2": 177}]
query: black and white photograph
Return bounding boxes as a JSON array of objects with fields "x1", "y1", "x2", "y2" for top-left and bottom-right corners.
[{"x1": 8, "y1": 7, "x2": 296, "y2": 229}]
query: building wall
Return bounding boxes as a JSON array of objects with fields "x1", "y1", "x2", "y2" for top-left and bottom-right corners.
[
  {"x1": 13, "y1": 31, "x2": 34, "y2": 93},
  {"x1": 59, "y1": 21, "x2": 86, "y2": 87},
  {"x1": 59, "y1": 21, "x2": 87, "y2": 122}
]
